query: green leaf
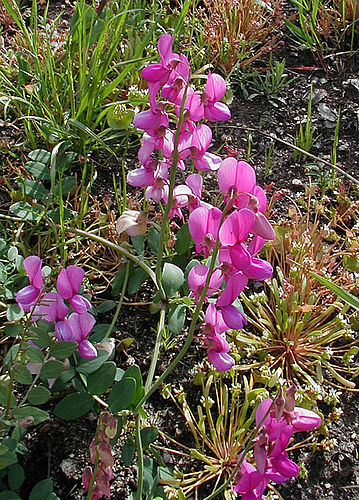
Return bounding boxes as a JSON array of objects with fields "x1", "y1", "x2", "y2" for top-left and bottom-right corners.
[
  {"x1": 10, "y1": 202, "x2": 41, "y2": 221},
  {"x1": 123, "y1": 365, "x2": 144, "y2": 407},
  {"x1": 49, "y1": 341, "x2": 77, "y2": 359},
  {"x1": 131, "y1": 235, "x2": 145, "y2": 255},
  {"x1": 25, "y1": 161, "x2": 50, "y2": 180},
  {"x1": 175, "y1": 223, "x2": 192, "y2": 255},
  {"x1": 108, "y1": 378, "x2": 136, "y2": 413},
  {"x1": 141, "y1": 427, "x2": 158, "y2": 448},
  {"x1": 8, "y1": 463, "x2": 25, "y2": 491},
  {"x1": 87, "y1": 362, "x2": 116, "y2": 395},
  {"x1": 107, "y1": 105, "x2": 134, "y2": 130},
  {"x1": 148, "y1": 228, "x2": 159, "y2": 254},
  {"x1": 121, "y1": 440, "x2": 135, "y2": 466},
  {"x1": 97, "y1": 300, "x2": 116, "y2": 314},
  {"x1": 6, "y1": 304, "x2": 24, "y2": 322},
  {"x1": 0, "y1": 451, "x2": 17, "y2": 471},
  {"x1": 28, "y1": 386, "x2": 51, "y2": 405},
  {"x1": 29, "y1": 149, "x2": 51, "y2": 164},
  {"x1": 40, "y1": 360, "x2": 65, "y2": 379},
  {"x1": 111, "y1": 268, "x2": 126, "y2": 297},
  {"x1": 0, "y1": 491, "x2": 21, "y2": 499},
  {"x1": 4, "y1": 324, "x2": 24, "y2": 338},
  {"x1": 13, "y1": 406, "x2": 49, "y2": 425},
  {"x1": 127, "y1": 267, "x2": 148, "y2": 295},
  {"x1": 14, "y1": 365, "x2": 33, "y2": 385},
  {"x1": 21, "y1": 180, "x2": 48, "y2": 201},
  {"x1": 0, "y1": 380, "x2": 16, "y2": 408},
  {"x1": 7, "y1": 246, "x2": 18, "y2": 261},
  {"x1": 54, "y1": 176, "x2": 76, "y2": 196},
  {"x1": 29, "y1": 479, "x2": 53, "y2": 500},
  {"x1": 26, "y1": 344, "x2": 44, "y2": 363},
  {"x1": 54, "y1": 393, "x2": 93, "y2": 420},
  {"x1": 168, "y1": 304, "x2": 186, "y2": 334},
  {"x1": 76, "y1": 349, "x2": 110, "y2": 375},
  {"x1": 310, "y1": 271, "x2": 359, "y2": 310},
  {"x1": 162, "y1": 263, "x2": 184, "y2": 298}
]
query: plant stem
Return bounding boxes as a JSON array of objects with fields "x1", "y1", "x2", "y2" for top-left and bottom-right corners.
[
  {"x1": 154, "y1": 80, "x2": 189, "y2": 295},
  {"x1": 145, "y1": 306, "x2": 166, "y2": 392},
  {"x1": 105, "y1": 261, "x2": 130, "y2": 339},
  {"x1": 135, "y1": 413, "x2": 144, "y2": 500}
]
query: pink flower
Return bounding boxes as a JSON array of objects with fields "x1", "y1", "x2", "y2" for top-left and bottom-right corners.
[
  {"x1": 187, "y1": 265, "x2": 222, "y2": 304},
  {"x1": 67, "y1": 312, "x2": 97, "y2": 358},
  {"x1": 217, "y1": 158, "x2": 275, "y2": 240},
  {"x1": 188, "y1": 205, "x2": 222, "y2": 257},
  {"x1": 188, "y1": 124, "x2": 222, "y2": 171},
  {"x1": 16, "y1": 256, "x2": 44, "y2": 312},
  {"x1": 183, "y1": 72, "x2": 231, "y2": 123},
  {"x1": 57, "y1": 265, "x2": 92, "y2": 314},
  {"x1": 206, "y1": 333, "x2": 235, "y2": 372}
]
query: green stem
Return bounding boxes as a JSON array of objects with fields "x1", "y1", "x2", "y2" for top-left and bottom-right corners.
[
  {"x1": 155, "y1": 80, "x2": 190, "y2": 295},
  {"x1": 105, "y1": 261, "x2": 130, "y2": 339},
  {"x1": 145, "y1": 306, "x2": 166, "y2": 392},
  {"x1": 135, "y1": 413, "x2": 143, "y2": 500}
]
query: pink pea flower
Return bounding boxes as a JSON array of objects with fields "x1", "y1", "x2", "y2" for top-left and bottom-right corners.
[
  {"x1": 219, "y1": 236, "x2": 273, "y2": 282},
  {"x1": 33, "y1": 292, "x2": 69, "y2": 323},
  {"x1": 187, "y1": 265, "x2": 222, "y2": 304},
  {"x1": 67, "y1": 312, "x2": 97, "y2": 358},
  {"x1": 184, "y1": 173, "x2": 203, "y2": 212},
  {"x1": 144, "y1": 161, "x2": 169, "y2": 203},
  {"x1": 233, "y1": 459, "x2": 268, "y2": 499},
  {"x1": 141, "y1": 34, "x2": 180, "y2": 109},
  {"x1": 219, "y1": 209, "x2": 255, "y2": 247},
  {"x1": 188, "y1": 124, "x2": 222, "y2": 171},
  {"x1": 57, "y1": 265, "x2": 91, "y2": 314},
  {"x1": 188, "y1": 205, "x2": 222, "y2": 257},
  {"x1": 183, "y1": 72, "x2": 231, "y2": 123},
  {"x1": 164, "y1": 184, "x2": 193, "y2": 220},
  {"x1": 16, "y1": 256, "x2": 44, "y2": 312},
  {"x1": 206, "y1": 332, "x2": 235, "y2": 372},
  {"x1": 132, "y1": 105, "x2": 169, "y2": 139},
  {"x1": 161, "y1": 54, "x2": 191, "y2": 103},
  {"x1": 202, "y1": 303, "x2": 228, "y2": 336},
  {"x1": 217, "y1": 158, "x2": 275, "y2": 240}
]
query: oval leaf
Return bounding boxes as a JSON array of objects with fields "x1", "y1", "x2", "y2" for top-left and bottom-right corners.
[
  {"x1": 108, "y1": 378, "x2": 136, "y2": 413},
  {"x1": 87, "y1": 361, "x2": 116, "y2": 395},
  {"x1": 54, "y1": 392, "x2": 93, "y2": 420}
]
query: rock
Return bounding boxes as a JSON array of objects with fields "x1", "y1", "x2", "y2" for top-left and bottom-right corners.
[{"x1": 318, "y1": 103, "x2": 337, "y2": 122}]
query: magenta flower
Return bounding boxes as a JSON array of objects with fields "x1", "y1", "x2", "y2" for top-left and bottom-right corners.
[
  {"x1": 183, "y1": 72, "x2": 231, "y2": 123},
  {"x1": 206, "y1": 332, "x2": 235, "y2": 372},
  {"x1": 33, "y1": 292, "x2": 69, "y2": 323},
  {"x1": 219, "y1": 209, "x2": 255, "y2": 247},
  {"x1": 164, "y1": 184, "x2": 192, "y2": 220},
  {"x1": 67, "y1": 312, "x2": 97, "y2": 358},
  {"x1": 188, "y1": 205, "x2": 222, "y2": 257},
  {"x1": 217, "y1": 158, "x2": 276, "y2": 240},
  {"x1": 57, "y1": 265, "x2": 91, "y2": 314},
  {"x1": 187, "y1": 264, "x2": 222, "y2": 304},
  {"x1": 16, "y1": 256, "x2": 44, "y2": 312},
  {"x1": 132, "y1": 105, "x2": 169, "y2": 139},
  {"x1": 188, "y1": 124, "x2": 222, "y2": 171}
]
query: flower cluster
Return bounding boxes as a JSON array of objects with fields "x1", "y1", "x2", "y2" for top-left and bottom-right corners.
[
  {"x1": 188, "y1": 158, "x2": 275, "y2": 371},
  {"x1": 16, "y1": 256, "x2": 97, "y2": 358},
  {"x1": 126, "y1": 34, "x2": 274, "y2": 372},
  {"x1": 234, "y1": 387, "x2": 322, "y2": 499},
  {"x1": 82, "y1": 412, "x2": 117, "y2": 500},
  {"x1": 126, "y1": 34, "x2": 230, "y2": 209}
]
